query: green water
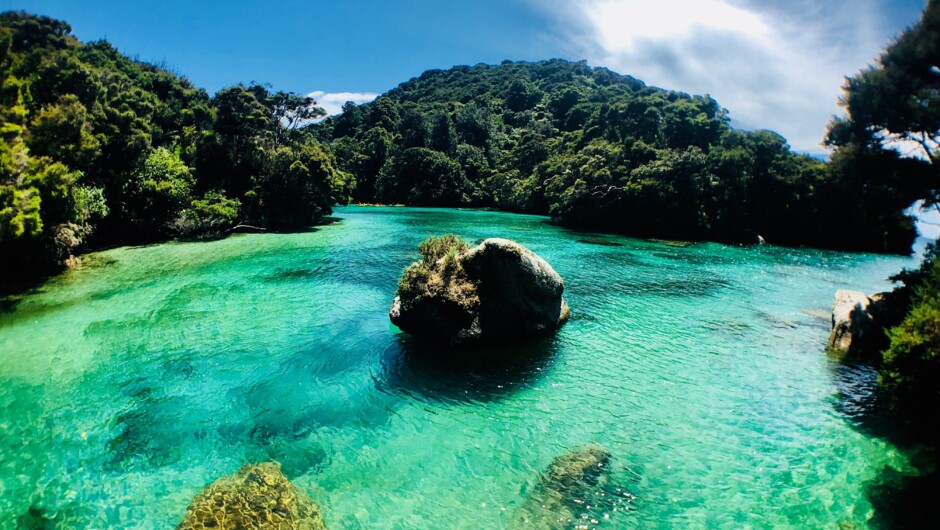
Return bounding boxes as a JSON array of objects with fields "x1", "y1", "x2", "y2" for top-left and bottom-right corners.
[{"x1": 0, "y1": 206, "x2": 922, "y2": 528}]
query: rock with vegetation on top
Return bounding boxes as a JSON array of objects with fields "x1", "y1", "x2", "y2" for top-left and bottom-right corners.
[
  {"x1": 177, "y1": 462, "x2": 326, "y2": 530},
  {"x1": 390, "y1": 235, "x2": 570, "y2": 345},
  {"x1": 512, "y1": 444, "x2": 612, "y2": 528}
]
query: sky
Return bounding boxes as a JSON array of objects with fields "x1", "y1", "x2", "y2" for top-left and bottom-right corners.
[{"x1": 3, "y1": 0, "x2": 928, "y2": 155}]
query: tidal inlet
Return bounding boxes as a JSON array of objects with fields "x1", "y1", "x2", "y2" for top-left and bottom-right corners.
[
  {"x1": 0, "y1": 207, "x2": 922, "y2": 528},
  {"x1": 2, "y1": 3, "x2": 939, "y2": 529}
]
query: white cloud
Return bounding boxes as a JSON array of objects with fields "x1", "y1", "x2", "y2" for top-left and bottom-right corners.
[
  {"x1": 307, "y1": 90, "x2": 378, "y2": 117},
  {"x1": 530, "y1": 0, "x2": 917, "y2": 154},
  {"x1": 588, "y1": 0, "x2": 770, "y2": 46}
]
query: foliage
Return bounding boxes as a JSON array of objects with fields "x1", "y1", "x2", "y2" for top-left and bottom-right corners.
[
  {"x1": 173, "y1": 190, "x2": 240, "y2": 237},
  {"x1": 0, "y1": 12, "x2": 348, "y2": 290},
  {"x1": 397, "y1": 234, "x2": 478, "y2": 311},
  {"x1": 376, "y1": 147, "x2": 477, "y2": 206},
  {"x1": 123, "y1": 147, "x2": 193, "y2": 233},
  {"x1": 417, "y1": 233, "x2": 471, "y2": 265},
  {"x1": 880, "y1": 244, "x2": 940, "y2": 419},
  {"x1": 322, "y1": 59, "x2": 915, "y2": 251},
  {"x1": 828, "y1": 0, "x2": 940, "y2": 167},
  {"x1": 258, "y1": 142, "x2": 350, "y2": 229},
  {"x1": 823, "y1": 0, "x2": 938, "y2": 244},
  {"x1": 0, "y1": 184, "x2": 41, "y2": 238}
]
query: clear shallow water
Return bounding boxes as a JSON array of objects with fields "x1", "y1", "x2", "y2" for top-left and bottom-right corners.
[{"x1": 0, "y1": 206, "x2": 922, "y2": 529}]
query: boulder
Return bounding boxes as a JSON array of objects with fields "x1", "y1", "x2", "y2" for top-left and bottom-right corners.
[
  {"x1": 177, "y1": 462, "x2": 326, "y2": 530},
  {"x1": 512, "y1": 444, "x2": 612, "y2": 528},
  {"x1": 390, "y1": 236, "x2": 570, "y2": 345},
  {"x1": 828, "y1": 289, "x2": 889, "y2": 357}
]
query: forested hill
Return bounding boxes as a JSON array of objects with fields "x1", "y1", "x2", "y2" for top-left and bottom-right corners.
[
  {"x1": 316, "y1": 60, "x2": 919, "y2": 252},
  {"x1": 0, "y1": 12, "x2": 351, "y2": 291},
  {"x1": 0, "y1": 13, "x2": 925, "y2": 292}
]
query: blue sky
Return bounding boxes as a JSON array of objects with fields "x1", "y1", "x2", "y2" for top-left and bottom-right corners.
[{"x1": 3, "y1": 0, "x2": 928, "y2": 154}]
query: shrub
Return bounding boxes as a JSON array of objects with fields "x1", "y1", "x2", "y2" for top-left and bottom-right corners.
[
  {"x1": 397, "y1": 234, "x2": 478, "y2": 310},
  {"x1": 172, "y1": 191, "x2": 240, "y2": 237},
  {"x1": 880, "y1": 244, "x2": 940, "y2": 419}
]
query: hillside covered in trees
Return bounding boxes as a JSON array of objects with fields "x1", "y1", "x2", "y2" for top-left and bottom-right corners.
[
  {"x1": 1, "y1": 10, "x2": 931, "y2": 292},
  {"x1": 316, "y1": 59, "x2": 922, "y2": 253},
  {"x1": 0, "y1": 12, "x2": 351, "y2": 291}
]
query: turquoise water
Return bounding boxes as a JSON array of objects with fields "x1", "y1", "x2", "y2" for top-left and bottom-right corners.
[{"x1": 0, "y1": 206, "x2": 922, "y2": 528}]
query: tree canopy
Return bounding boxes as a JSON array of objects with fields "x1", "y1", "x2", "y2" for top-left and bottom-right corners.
[
  {"x1": 0, "y1": 12, "x2": 350, "y2": 291},
  {"x1": 317, "y1": 59, "x2": 916, "y2": 252},
  {"x1": 825, "y1": 0, "x2": 939, "y2": 209},
  {"x1": 2, "y1": 9, "x2": 933, "y2": 291}
]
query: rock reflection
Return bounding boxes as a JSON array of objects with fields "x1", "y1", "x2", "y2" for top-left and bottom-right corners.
[{"x1": 376, "y1": 333, "x2": 558, "y2": 404}]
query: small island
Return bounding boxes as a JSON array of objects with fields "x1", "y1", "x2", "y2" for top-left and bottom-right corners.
[{"x1": 390, "y1": 235, "x2": 570, "y2": 345}]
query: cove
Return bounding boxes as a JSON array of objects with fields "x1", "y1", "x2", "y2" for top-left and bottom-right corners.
[{"x1": 0, "y1": 206, "x2": 922, "y2": 528}]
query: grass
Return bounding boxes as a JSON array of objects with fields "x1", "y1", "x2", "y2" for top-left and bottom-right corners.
[{"x1": 397, "y1": 234, "x2": 479, "y2": 310}]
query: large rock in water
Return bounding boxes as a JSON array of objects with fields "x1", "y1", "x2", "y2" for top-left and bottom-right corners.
[
  {"x1": 390, "y1": 237, "x2": 570, "y2": 345},
  {"x1": 828, "y1": 289, "x2": 890, "y2": 357},
  {"x1": 177, "y1": 462, "x2": 326, "y2": 530},
  {"x1": 512, "y1": 444, "x2": 612, "y2": 528}
]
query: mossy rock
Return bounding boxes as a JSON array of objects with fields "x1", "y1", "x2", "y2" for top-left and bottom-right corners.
[
  {"x1": 390, "y1": 235, "x2": 570, "y2": 345},
  {"x1": 177, "y1": 462, "x2": 326, "y2": 530}
]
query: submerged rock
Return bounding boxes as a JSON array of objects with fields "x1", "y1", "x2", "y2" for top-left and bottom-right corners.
[
  {"x1": 512, "y1": 444, "x2": 612, "y2": 529},
  {"x1": 390, "y1": 236, "x2": 570, "y2": 345},
  {"x1": 177, "y1": 462, "x2": 326, "y2": 530}
]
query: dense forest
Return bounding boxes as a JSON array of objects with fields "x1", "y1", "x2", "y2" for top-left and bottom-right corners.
[
  {"x1": 315, "y1": 60, "x2": 922, "y2": 254},
  {"x1": 0, "y1": 12, "x2": 351, "y2": 291},
  {"x1": 2, "y1": 8, "x2": 936, "y2": 294}
]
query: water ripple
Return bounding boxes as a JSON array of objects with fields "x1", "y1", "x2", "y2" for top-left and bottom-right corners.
[{"x1": 0, "y1": 206, "x2": 920, "y2": 529}]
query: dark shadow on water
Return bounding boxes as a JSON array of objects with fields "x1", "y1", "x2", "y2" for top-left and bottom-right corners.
[
  {"x1": 257, "y1": 225, "x2": 321, "y2": 235},
  {"x1": 0, "y1": 296, "x2": 21, "y2": 314},
  {"x1": 865, "y1": 464, "x2": 940, "y2": 530},
  {"x1": 828, "y1": 357, "x2": 939, "y2": 529},
  {"x1": 261, "y1": 266, "x2": 323, "y2": 282},
  {"x1": 265, "y1": 216, "x2": 342, "y2": 234},
  {"x1": 577, "y1": 238, "x2": 623, "y2": 247},
  {"x1": 0, "y1": 276, "x2": 46, "y2": 299},
  {"x1": 376, "y1": 333, "x2": 559, "y2": 405}
]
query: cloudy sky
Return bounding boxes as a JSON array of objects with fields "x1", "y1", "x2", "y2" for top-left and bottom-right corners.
[
  {"x1": 533, "y1": 0, "x2": 927, "y2": 154},
  {"x1": 10, "y1": 0, "x2": 927, "y2": 154}
]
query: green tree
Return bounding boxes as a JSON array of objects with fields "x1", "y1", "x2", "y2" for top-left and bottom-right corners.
[
  {"x1": 332, "y1": 101, "x2": 363, "y2": 138},
  {"x1": 825, "y1": 0, "x2": 939, "y2": 207},
  {"x1": 257, "y1": 142, "x2": 348, "y2": 229},
  {"x1": 879, "y1": 244, "x2": 940, "y2": 424},
  {"x1": 264, "y1": 90, "x2": 325, "y2": 147},
  {"x1": 174, "y1": 190, "x2": 240, "y2": 236},
  {"x1": 1, "y1": 12, "x2": 350, "y2": 290},
  {"x1": 429, "y1": 111, "x2": 457, "y2": 155},
  {"x1": 123, "y1": 147, "x2": 193, "y2": 235},
  {"x1": 400, "y1": 106, "x2": 429, "y2": 150},
  {"x1": 27, "y1": 93, "x2": 100, "y2": 169},
  {"x1": 505, "y1": 78, "x2": 542, "y2": 112},
  {"x1": 376, "y1": 147, "x2": 472, "y2": 206}
]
